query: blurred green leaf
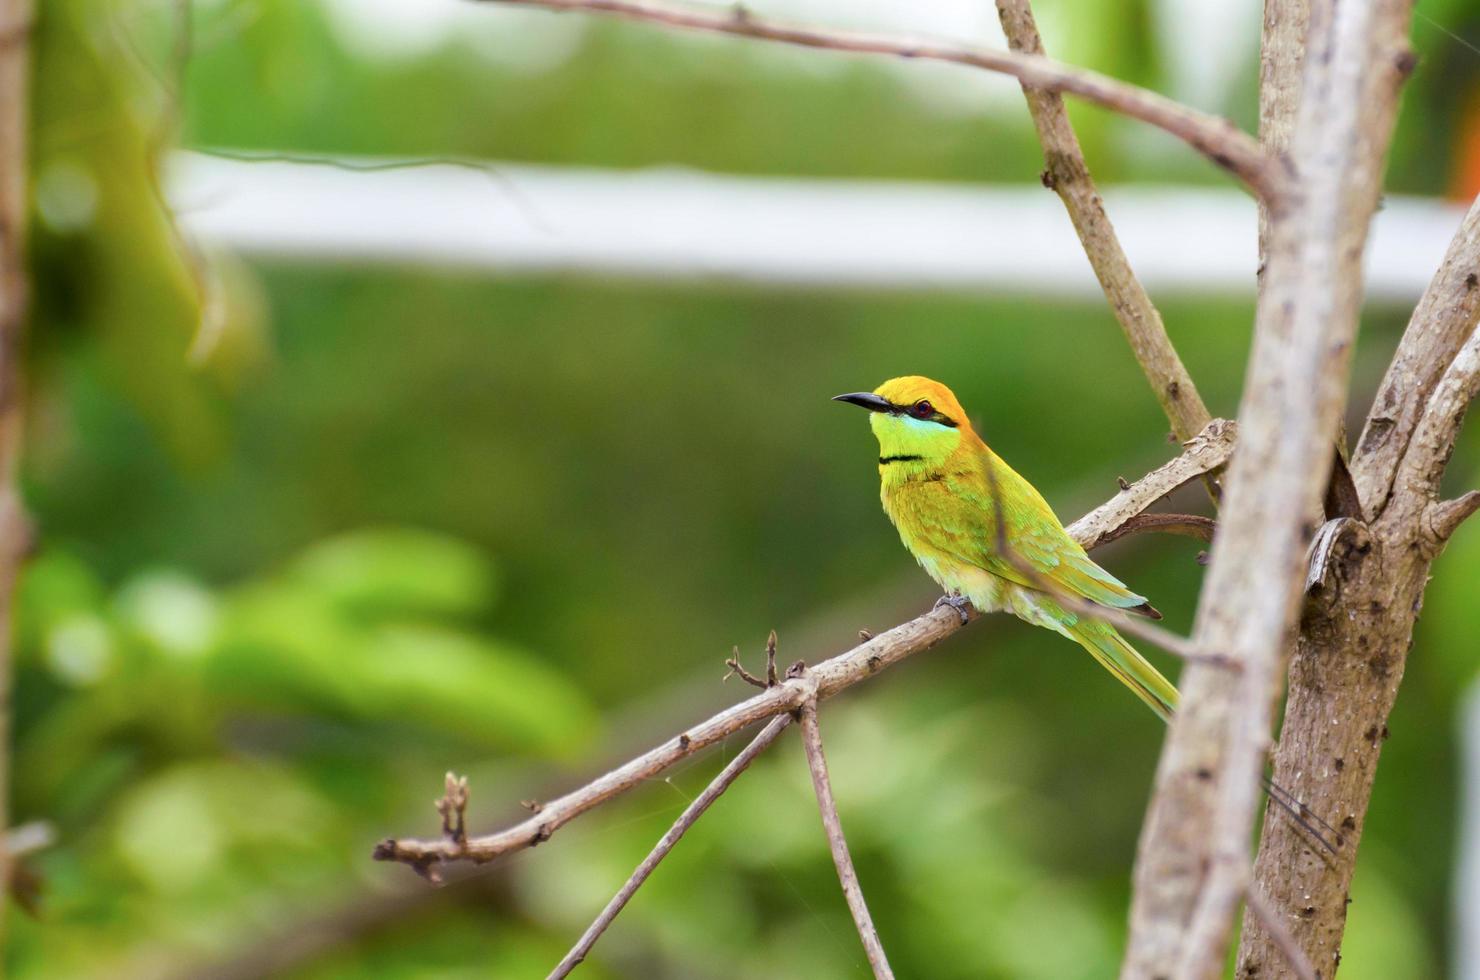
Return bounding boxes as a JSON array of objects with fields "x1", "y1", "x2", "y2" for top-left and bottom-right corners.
[{"x1": 288, "y1": 527, "x2": 498, "y2": 621}]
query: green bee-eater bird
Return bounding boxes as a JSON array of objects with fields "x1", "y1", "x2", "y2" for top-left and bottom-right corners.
[
  {"x1": 836, "y1": 376, "x2": 1338, "y2": 851},
  {"x1": 834, "y1": 375, "x2": 1178, "y2": 721}
]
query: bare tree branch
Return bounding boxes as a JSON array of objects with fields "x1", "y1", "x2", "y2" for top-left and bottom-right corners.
[
  {"x1": 1256, "y1": 0, "x2": 1313, "y2": 263},
  {"x1": 374, "y1": 420, "x2": 1235, "y2": 872},
  {"x1": 1397, "y1": 328, "x2": 1480, "y2": 506},
  {"x1": 549, "y1": 713, "x2": 793, "y2": 979},
  {"x1": 1124, "y1": 1, "x2": 1416, "y2": 975},
  {"x1": 797, "y1": 687, "x2": 894, "y2": 980},
  {"x1": 470, "y1": 0, "x2": 1285, "y2": 198},
  {"x1": 1353, "y1": 195, "x2": 1480, "y2": 518},
  {"x1": 1092, "y1": 512, "x2": 1215, "y2": 548},
  {"x1": 1238, "y1": 326, "x2": 1480, "y2": 977},
  {"x1": 1429, "y1": 488, "x2": 1480, "y2": 542},
  {"x1": 1072, "y1": 419, "x2": 1235, "y2": 551},
  {"x1": 0, "y1": 0, "x2": 33, "y2": 945},
  {"x1": 993, "y1": 0, "x2": 1212, "y2": 444}
]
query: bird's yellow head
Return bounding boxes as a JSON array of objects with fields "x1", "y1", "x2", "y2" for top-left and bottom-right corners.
[{"x1": 833, "y1": 376, "x2": 972, "y2": 465}]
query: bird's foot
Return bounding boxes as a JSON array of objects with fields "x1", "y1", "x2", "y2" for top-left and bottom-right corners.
[{"x1": 933, "y1": 592, "x2": 973, "y2": 625}]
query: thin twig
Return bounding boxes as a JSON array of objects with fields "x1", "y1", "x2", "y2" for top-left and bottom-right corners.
[
  {"x1": 548, "y1": 713, "x2": 793, "y2": 979},
  {"x1": 1394, "y1": 328, "x2": 1480, "y2": 516},
  {"x1": 1071, "y1": 419, "x2": 1236, "y2": 553},
  {"x1": 724, "y1": 646, "x2": 768, "y2": 688},
  {"x1": 797, "y1": 688, "x2": 894, "y2": 980},
  {"x1": 1353, "y1": 195, "x2": 1480, "y2": 518},
  {"x1": 437, "y1": 772, "x2": 470, "y2": 845},
  {"x1": 374, "y1": 424, "x2": 1235, "y2": 871},
  {"x1": 470, "y1": 0, "x2": 1283, "y2": 199},
  {"x1": 1093, "y1": 512, "x2": 1216, "y2": 547},
  {"x1": 993, "y1": 0, "x2": 1213, "y2": 446}
]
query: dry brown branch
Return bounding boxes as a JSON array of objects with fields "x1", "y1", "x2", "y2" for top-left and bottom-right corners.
[
  {"x1": 1256, "y1": 0, "x2": 1312, "y2": 262},
  {"x1": 0, "y1": 0, "x2": 33, "y2": 944},
  {"x1": 1397, "y1": 329, "x2": 1480, "y2": 500},
  {"x1": 1072, "y1": 419, "x2": 1236, "y2": 551},
  {"x1": 1124, "y1": 1, "x2": 1416, "y2": 975},
  {"x1": 549, "y1": 713, "x2": 793, "y2": 979},
  {"x1": 374, "y1": 611, "x2": 968, "y2": 870},
  {"x1": 471, "y1": 0, "x2": 1284, "y2": 198},
  {"x1": 1430, "y1": 489, "x2": 1480, "y2": 541},
  {"x1": 1092, "y1": 512, "x2": 1215, "y2": 548},
  {"x1": 1353, "y1": 194, "x2": 1480, "y2": 518},
  {"x1": 722, "y1": 629, "x2": 780, "y2": 689},
  {"x1": 436, "y1": 773, "x2": 470, "y2": 845},
  {"x1": 1238, "y1": 326, "x2": 1480, "y2": 978},
  {"x1": 796, "y1": 686, "x2": 894, "y2": 980},
  {"x1": 993, "y1": 0, "x2": 1212, "y2": 444},
  {"x1": 374, "y1": 420, "x2": 1235, "y2": 872}
]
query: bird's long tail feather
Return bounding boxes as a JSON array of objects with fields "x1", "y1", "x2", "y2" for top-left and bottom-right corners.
[
  {"x1": 1067, "y1": 619, "x2": 1179, "y2": 723},
  {"x1": 1067, "y1": 620, "x2": 1339, "y2": 854}
]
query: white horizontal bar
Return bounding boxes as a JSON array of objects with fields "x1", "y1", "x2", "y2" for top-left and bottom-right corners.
[{"x1": 170, "y1": 152, "x2": 1467, "y2": 304}]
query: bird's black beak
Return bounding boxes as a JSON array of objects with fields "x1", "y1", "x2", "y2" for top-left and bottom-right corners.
[{"x1": 832, "y1": 392, "x2": 893, "y2": 413}]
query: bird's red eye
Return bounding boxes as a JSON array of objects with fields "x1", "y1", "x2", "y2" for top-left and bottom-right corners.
[{"x1": 911, "y1": 400, "x2": 934, "y2": 419}]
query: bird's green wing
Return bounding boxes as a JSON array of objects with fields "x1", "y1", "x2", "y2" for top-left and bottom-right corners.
[{"x1": 952, "y1": 458, "x2": 1156, "y2": 615}]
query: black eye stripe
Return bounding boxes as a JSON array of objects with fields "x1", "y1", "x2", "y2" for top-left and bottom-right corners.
[{"x1": 888, "y1": 398, "x2": 959, "y2": 428}]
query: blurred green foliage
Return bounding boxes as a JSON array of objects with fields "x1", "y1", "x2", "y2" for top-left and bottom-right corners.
[{"x1": 10, "y1": 0, "x2": 1480, "y2": 977}]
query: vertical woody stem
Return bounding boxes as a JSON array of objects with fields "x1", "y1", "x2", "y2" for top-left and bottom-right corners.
[
  {"x1": 1122, "y1": 0, "x2": 1414, "y2": 976},
  {"x1": 549, "y1": 714, "x2": 794, "y2": 978},
  {"x1": 798, "y1": 695, "x2": 894, "y2": 980},
  {"x1": 994, "y1": 0, "x2": 1212, "y2": 445}
]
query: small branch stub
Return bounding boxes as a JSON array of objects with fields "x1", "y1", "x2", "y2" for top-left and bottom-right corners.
[
  {"x1": 1427, "y1": 489, "x2": 1480, "y2": 547},
  {"x1": 437, "y1": 772, "x2": 470, "y2": 844}
]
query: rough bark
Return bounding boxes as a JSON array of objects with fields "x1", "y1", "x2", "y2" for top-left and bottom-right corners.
[
  {"x1": 1237, "y1": 325, "x2": 1480, "y2": 976},
  {"x1": 1256, "y1": 0, "x2": 1312, "y2": 261},
  {"x1": 1122, "y1": 2, "x2": 1415, "y2": 977},
  {"x1": 1352, "y1": 196, "x2": 1480, "y2": 518}
]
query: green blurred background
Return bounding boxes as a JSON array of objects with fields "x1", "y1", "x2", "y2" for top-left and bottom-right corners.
[{"x1": 12, "y1": 0, "x2": 1480, "y2": 976}]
